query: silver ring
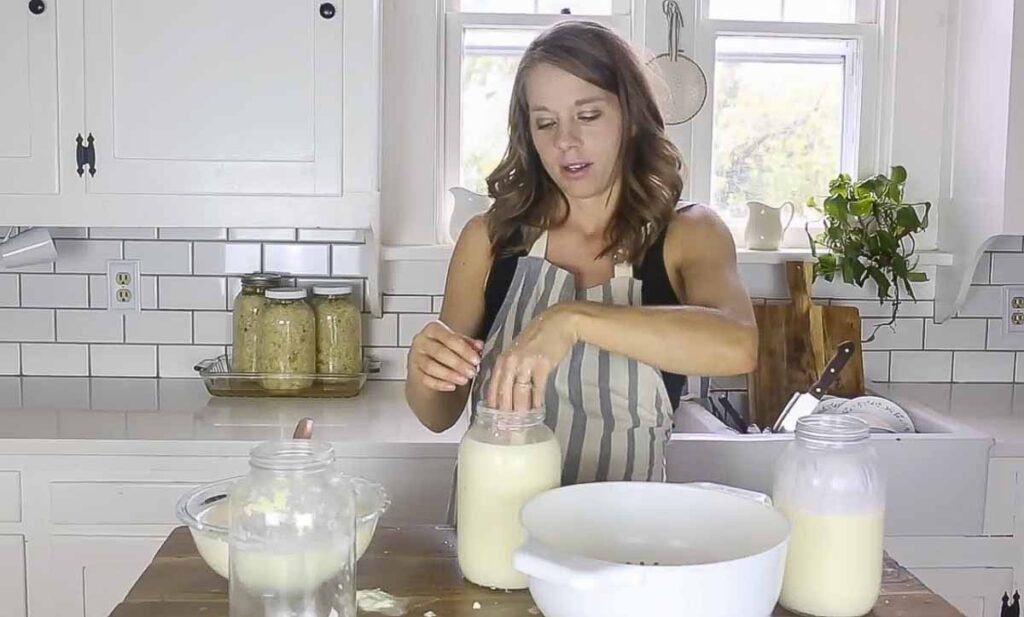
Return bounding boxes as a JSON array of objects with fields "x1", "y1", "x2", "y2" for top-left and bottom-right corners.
[{"x1": 514, "y1": 381, "x2": 532, "y2": 387}]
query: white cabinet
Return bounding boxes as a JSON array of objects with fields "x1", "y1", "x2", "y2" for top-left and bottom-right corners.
[
  {"x1": 935, "y1": 0, "x2": 1024, "y2": 320},
  {"x1": 0, "y1": 0, "x2": 381, "y2": 229},
  {"x1": 0, "y1": 535, "x2": 26, "y2": 617},
  {"x1": 49, "y1": 536, "x2": 165, "y2": 617},
  {"x1": 0, "y1": 0, "x2": 59, "y2": 195}
]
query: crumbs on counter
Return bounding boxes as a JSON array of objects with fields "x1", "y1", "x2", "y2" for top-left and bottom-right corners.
[{"x1": 473, "y1": 601, "x2": 482, "y2": 610}]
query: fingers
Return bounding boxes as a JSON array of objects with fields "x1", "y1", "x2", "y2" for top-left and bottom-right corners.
[
  {"x1": 513, "y1": 380, "x2": 532, "y2": 413},
  {"x1": 424, "y1": 339, "x2": 477, "y2": 381},
  {"x1": 428, "y1": 321, "x2": 483, "y2": 367},
  {"x1": 410, "y1": 321, "x2": 485, "y2": 393}
]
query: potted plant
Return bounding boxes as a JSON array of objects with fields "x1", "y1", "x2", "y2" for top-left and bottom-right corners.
[{"x1": 806, "y1": 166, "x2": 931, "y2": 341}]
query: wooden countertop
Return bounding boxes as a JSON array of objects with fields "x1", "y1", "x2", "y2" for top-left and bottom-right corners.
[{"x1": 109, "y1": 526, "x2": 964, "y2": 617}]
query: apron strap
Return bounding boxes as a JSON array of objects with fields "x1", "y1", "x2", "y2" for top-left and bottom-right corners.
[{"x1": 613, "y1": 261, "x2": 633, "y2": 278}]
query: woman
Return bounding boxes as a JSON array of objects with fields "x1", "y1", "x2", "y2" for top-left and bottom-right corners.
[{"x1": 406, "y1": 21, "x2": 757, "y2": 484}]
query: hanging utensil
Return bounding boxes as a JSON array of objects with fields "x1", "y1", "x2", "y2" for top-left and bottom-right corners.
[
  {"x1": 646, "y1": 0, "x2": 708, "y2": 125},
  {"x1": 773, "y1": 341, "x2": 856, "y2": 433}
]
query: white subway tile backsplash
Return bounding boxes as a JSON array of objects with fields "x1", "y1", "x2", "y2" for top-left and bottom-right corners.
[
  {"x1": 383, "y1": 295, "x2": 432, "y2": 313},
  {"x1": 125, "y1": 311, "x2": 193, "y2": 344},
  {"x1": 991, "y1": 254, "x2": 1024, "y2": 284},
  {"x1": 890, "y1": 351, "x2": 952, "y2": 382},
  {"x1": 0, "y1": 309, "x2": 54, "y2": 342},
  {"x1": 924, "y1": 319, "x2": 988, "y2": 350},
  {"x1": 953, "y1": 351, "x2": 1016, "y2": 383},
  {"x1": 193, "y1": 243, "x2": 261, "y2": 275},
  {"x1": 229, "y1": 228, "x2": 296, "y2": 241},
  {"x1": 158, "y1": 345, "x2": 225, "y2": 378},
  {"x1": 988, "y1": 235, "x2": 1024, "y2": 252},
  {"x1": 56, "y1": 310, "x2": 123, "y2": 343},
  {"x1": 382, "y1": 261, "x2": 446, "y2": 296},
  {"x1": 432, "y1": 296, "x2": 445, "y2": 313},
  {"x1": 331, "y1": 244, "x2": 372, "y2": 277},
  {"x1": 1017, "y1": 353, "x2": 1024, "y2": 381},
  {"x1": 100, "y1": 275, "x2": 158, "y2": 310},
  {"x1": 862, "y1": 351, "x2": 890, "y2": 382},
  {"x1": 738, "y1": 264, "x2": 789, "y2": 299},
  {"x1": 46, "y1": 227, "x2": 88, "y2": 239},
  {"x1": 159, "y1": 277, "x2": 226, "y2": 310},
  {"x1": 21, "y1": 344, "x2": 89, "y2": 376},
  {"x1": 54, "y1": 240, "x2": 122, "y2": 273},
  {"x1": 861, "y1": 318, "x2": 923, "y2": 351},
  {"x1": 829, "y1": 299, "x2": 933, "y2": 318},
  {"x1": 958, "y1": 286, "x2": 1004, "y2": 318},
  {"x1": 972, "y1": 254, "x2": 992, "y2": 285},
  {"x1": 21, "y1": 274, "x2": 89, "y2": 308},
  {"x1": 1, "y1": 261, "x2": 53, "y2": 273},
  {"x1": 399, "y1": 313, "x2": 438, "y2": 347},
  {"x1": 987, "y1": 318, "x2": 1024, "y2": 350},
  {"x1": 0, "y1": 275, "x2": 18, "y2": 307},
  {"x1": 364, "y1": 347, "x2": 407, "y2": 381},
  {"x1": 363, "y1": 314, "x2": 398, "y2": 347},
  {"x1": 125, "y1": 241, "x2": 192, "y2": 275},
  {"x1": 264, "y1": 244, "x2": 330, "y2": 276},
  {"x1": 90, "y1": 227, "x2": 157, "y2": 240},
  {"x1": 299, "y1": 229, "x2": 365, "y2": 243},
  {"x1": 0, "y1": 344, "x2": 19, "y2": 375},
  {"x1": 159, "y1": 227, "x2": 228, "y2": 240},
  {"x1": 91, "y1": 345, "x2": 157, "y2": 377},
  {"x1": 194, "y1": 311, "x2": 233, "y2": 345}
]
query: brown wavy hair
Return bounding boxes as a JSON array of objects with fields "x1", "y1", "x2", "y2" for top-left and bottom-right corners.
[{"x1": 485, "y1": 20, "x2": 684, "y2": 262}]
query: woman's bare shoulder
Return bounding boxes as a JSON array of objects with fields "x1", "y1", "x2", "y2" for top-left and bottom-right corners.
[{"x1": 664, "y1": 204, "x2": 738, "y2": 265}]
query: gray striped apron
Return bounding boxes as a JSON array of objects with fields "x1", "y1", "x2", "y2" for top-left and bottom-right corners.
[{"x1": 470, "y1": 230, "x2": 674, "y2": 484}]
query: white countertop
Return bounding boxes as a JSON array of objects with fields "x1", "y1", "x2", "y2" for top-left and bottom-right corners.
[
  {"x1": 871, "y1": 382, "x2": 1024, "y2": 456},
  {"x1": 0, "y1": 377, "x2": 466, "y2": 455}
]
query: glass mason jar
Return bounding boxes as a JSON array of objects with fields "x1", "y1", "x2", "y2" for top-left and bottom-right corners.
[
  {"x1": 311, "y1": 285, "x2": 362, "y2": 375},
  {"x1": 257, "y1": 288, "x2": 316, "y2": 391},
  {"x1": 231, "y1": 272, "x2": 284, "y2": 373},
  {"x1": 457, "y1": 404, "x2": 562, "y2": 590},
  {"x1": 772, "y1": 415, "x2": 886, "y2": 617},
  {"x1": 229, "y1": 440, "x2": 355, "y2": 617}
]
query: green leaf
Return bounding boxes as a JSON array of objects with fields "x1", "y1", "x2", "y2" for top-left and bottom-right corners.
[
  {"x1": 806, "y1": 196, "x2": 818, "y2": 210},
  {"x1": 824, "y1": 195, "x2": 848, "y2": 221},
  {"x1": 887, "y1": 181, "x2": 903, "y2": 202},
  {"x1": 907, "y1": 271, "x2": 929, "y2": 282},
  {"x1": 868, "y1": 267, "x2": 892, "y2": 299},
  {"x1": 896, "y1": 206, "x2": 921, "y2": 230},
  {"x1": 850, "y1": 197, "x2": 874, "y2": 217},
  {"x1": 890, "y1": 166, "x2": 907, "y2": 183}
]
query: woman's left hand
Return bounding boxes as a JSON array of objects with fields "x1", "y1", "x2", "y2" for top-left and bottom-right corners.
[{"x1": 485, "y1": 303, "x2": 580, "y2": 412}]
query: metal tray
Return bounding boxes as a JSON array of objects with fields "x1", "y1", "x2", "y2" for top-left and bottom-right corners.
[{"x1": 194, "y1": 354, "x2": 380, "y2": 398}]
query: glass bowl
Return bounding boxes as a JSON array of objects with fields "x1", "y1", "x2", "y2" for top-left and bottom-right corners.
[{"x1": 175, "y1": 473, "x2": 390, "y2": 578}]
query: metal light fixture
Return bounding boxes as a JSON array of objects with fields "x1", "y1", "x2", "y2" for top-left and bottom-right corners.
[{"x1": 0, "y1": 227, "x2": 58, "y2": 270}]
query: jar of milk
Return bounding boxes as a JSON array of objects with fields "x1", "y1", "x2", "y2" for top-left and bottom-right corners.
[
  {"x1": 772, "y1": 414, "x2": 886, "y2": 617},
  {"x1": 457, "y1": 404, "x2": 562, "y2": 590},
  {"x1": 229, "y1": 439, "x2": 356, "y2": 617}
]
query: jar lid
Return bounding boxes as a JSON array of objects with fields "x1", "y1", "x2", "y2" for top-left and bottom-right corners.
[
  {"x1": 241, "y1": 272, "x2": 284, "y2": 286},
  {"x1": 313, "y1": 284, "x2": 353, "y2": 297},
  {"x1": 266, "y1": 287, "x2": 308, "y2": 300}
]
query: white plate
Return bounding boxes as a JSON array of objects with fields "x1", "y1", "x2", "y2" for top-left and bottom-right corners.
[
  {"x1": 814, "y1": 396, "x2": 849, "y2": 414},
  {"x1": 835, "y1": 396, "x2": 915, "y2": 433}
]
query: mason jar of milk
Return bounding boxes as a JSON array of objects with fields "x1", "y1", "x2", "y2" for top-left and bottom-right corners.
[
  {"x1": 773, "y1": 414, "x2": 886, "y2": 617},
  {"x1": 457, "y1": 404, "x2": 562, "y2": 590}
]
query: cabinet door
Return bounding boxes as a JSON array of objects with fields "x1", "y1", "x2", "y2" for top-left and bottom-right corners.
[
  {"x1": 911, "y1": 568, "x2": 1014, "y2": 617},
  {"x1": 48, "y1": 536, "x2": 164, "y2": 617},
  {"x1": 81, "y1": 0, "x2": 343, "y2": 196},
  {"x1": 0, "y1": 535, "x2": 26, "y2": 617},
  {"x1": 0, "y1": 0, "x2": 59, "y2": 194}
]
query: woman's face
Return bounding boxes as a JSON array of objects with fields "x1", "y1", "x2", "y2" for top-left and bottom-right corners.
[{"x1": 524, "y1": 63, "x2": 623, "y2": 203}]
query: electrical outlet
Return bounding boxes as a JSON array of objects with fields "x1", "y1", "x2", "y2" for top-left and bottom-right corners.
[
  {"x1": 1005, "y1": 286, "x2": 1024, "y2": 334},
  {"x1": 107, "y1": 259, "x2": 141, "y2": 313}
]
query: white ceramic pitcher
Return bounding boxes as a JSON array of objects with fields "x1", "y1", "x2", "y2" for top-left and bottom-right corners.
[{"x1": 744, "y1": 201, "x2": 795, "y2": 251}]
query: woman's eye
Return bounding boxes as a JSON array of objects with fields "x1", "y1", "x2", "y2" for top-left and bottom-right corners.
[
  {"x1": 535, "y1": 121, "x2": 555, "y2": 130},
  {"x1": 579, "y1": 112, "x2": 601, "y2": 122}
]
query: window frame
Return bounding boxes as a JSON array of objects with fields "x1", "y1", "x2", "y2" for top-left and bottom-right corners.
[
  {"x1": 441, "y1": 1, "x2": 639, "y2": 242},
  {"x1": 688, "y1": 0, "x2": 881, "y2": 247}
]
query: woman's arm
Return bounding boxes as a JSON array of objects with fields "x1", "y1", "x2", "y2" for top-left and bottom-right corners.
[
  {"x1": 569, "y1": 205, "x2": 757, "y2": 376},
  {"x1": 485, "y1": 207, "x2": 757, "y2": 410},
  {"x1": 405, "y1": 215, "x2": 492, "y2": 433}
]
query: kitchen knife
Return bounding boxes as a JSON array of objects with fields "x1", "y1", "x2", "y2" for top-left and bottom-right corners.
[{"x1": 773, "y1": 340, "x2": 857, "y2": 433}]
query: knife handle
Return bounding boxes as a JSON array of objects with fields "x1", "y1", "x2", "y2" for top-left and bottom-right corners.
[{"x1": 810, "y1": 341, "x2": 856, "y2": 397}]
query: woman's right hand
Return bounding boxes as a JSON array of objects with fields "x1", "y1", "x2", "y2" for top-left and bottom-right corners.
[{"x1": 408, "y1": 320, "x2": 484, "y2": 392}]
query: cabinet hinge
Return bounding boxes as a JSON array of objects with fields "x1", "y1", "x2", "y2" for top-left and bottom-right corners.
[{"x1": 75, "y1": 133, "x2": 96, "y2": 177}]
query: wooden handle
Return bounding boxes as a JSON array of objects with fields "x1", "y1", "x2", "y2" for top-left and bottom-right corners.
[
  {"x1": 810, "y1": 341, "x2": 856, "y2": 397},
  {"x1": 786, "y1": 261, "x2": 814, "y2": 307},
  {"x1": 293, "y1": 417, "x2": 314, "y2": 439}
]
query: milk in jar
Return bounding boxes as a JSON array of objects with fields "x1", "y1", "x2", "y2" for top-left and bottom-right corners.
[
  {"x1": 773, "y1": 414, "x2": 886, "y2": 617},
  {"x1": 457, "y1": 404, "x2": 561, "y2": 590}
]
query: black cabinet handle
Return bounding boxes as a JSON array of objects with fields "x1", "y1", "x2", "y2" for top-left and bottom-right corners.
[
  {"x1": 28, "y1": 0, "x2": 45, "y2": 15},
  {"x1": 85, "y1": 133, "x2": 96, "y2": 177},
  {"x1": 319, "y1": 2, "x2": 335, "y2": 19},
  {"x1": 75, "y1": 134, "x2": 85, "y2": 177}
]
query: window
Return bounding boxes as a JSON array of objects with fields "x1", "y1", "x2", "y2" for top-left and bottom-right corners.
[
  {"x1": 690, "y1": 0, "x2": 880, "y2": 246},
  {"x1": 444, "y1": 1, "x2": 634, "y2": 199}
]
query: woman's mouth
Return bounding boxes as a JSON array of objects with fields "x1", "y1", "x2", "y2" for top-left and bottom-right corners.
[{"x1": 560, "y1": 162, "x2": 592, "y2": 180}]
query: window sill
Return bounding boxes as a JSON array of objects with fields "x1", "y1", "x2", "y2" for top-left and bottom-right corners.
[{"x1": 383, "y1": 244, "x2": 955, "y2": 266}]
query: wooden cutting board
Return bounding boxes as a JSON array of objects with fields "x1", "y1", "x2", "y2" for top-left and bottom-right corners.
[{"x1": 748, "y1": 261, "x2": 865, "y2": 429}]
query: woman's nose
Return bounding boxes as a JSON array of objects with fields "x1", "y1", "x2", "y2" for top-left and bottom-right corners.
[{"x1": 554, "y1": 121, "x2": 582, "y2": 151}]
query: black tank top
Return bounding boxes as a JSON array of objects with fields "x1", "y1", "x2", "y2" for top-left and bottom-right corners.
[{"x1": 478, "y1": 205, "x2": 694, "y2": 409}]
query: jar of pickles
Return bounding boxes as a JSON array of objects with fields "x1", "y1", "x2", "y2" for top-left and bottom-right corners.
[
  {"x1": 231, "y1": 272, "x2": 283, "y2": 372},
  {"x1": 311, "y1": 285, "x2": 362, "y2": 375},
  {"x1": 257, "y1": 288, "x2": 315, "y2": 391}
]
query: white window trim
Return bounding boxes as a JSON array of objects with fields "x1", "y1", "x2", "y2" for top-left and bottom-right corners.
[
  {"x1": 687, "y1": 0, "x2": 881, "y2": 248},
  {"x1": 440, "y1": 1, "x2": 640, "y2": 243}
]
